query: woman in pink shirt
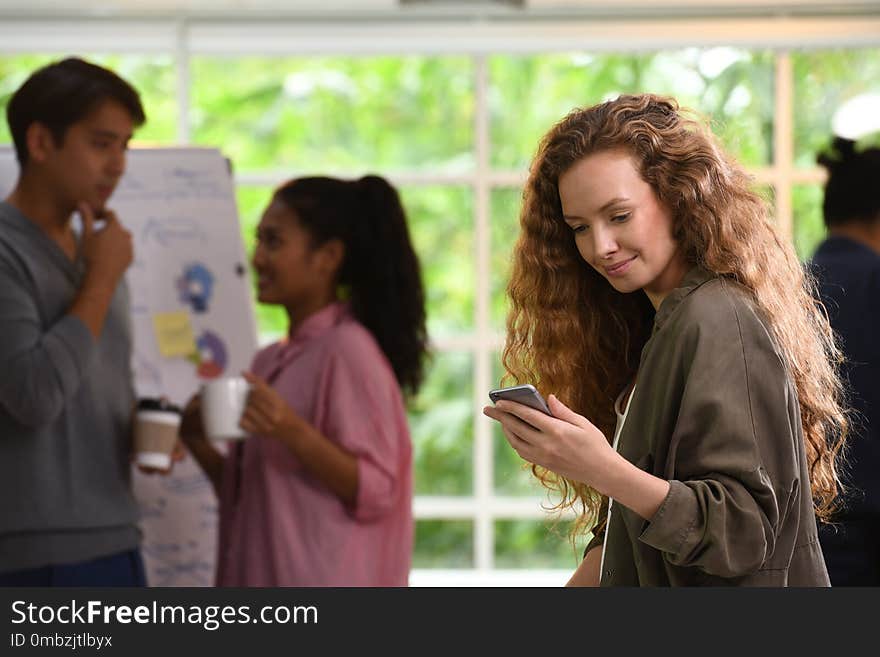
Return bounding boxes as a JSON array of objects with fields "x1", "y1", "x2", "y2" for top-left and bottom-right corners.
[{"x1": 180, "y1": 175, "x2": 428, "y2": 586}]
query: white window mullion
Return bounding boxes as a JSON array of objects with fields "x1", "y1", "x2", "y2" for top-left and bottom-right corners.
[
  {"x1": 176, "y1": 19, "x2": 191, "y2": 145},
  {"x1": 473, "y1": 53, "x2": 494, "y2": 572},
  {"x1": 414, "y1": 496, "x2": 554, "y2": 520},
  {"x1": 774, "y1": 51, "x2": 794, "y2": 240}
]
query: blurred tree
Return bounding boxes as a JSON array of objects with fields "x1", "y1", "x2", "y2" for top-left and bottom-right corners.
[
  {"x1": 190, "y1": 56, "x2": 474, "y2": 174},
  {"x1": 793, "y1": 48, "x2": 880, "y2": 169},
  {"x1": 414, "y1": 520, "x2": 473, "y2": 569},
  {"x1": 495, "y1": 519, "x2": 590, "y2": 569},
  {"x1": 489, "y1": 49, "x2": 773, "y2": 171},
  {"x1": 793, "y1": 185, "x2": 825, "y2": 262},
  {"x1": 792, "y1": 48, "x2": 880, "y2": 260}
]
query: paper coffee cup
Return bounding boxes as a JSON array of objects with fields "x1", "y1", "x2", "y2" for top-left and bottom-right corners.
[
  {"x1": 133, "y1": 398, "x2": 182, "y2": 470},
  {"x1": 201, "y1": 377, "x2": 251, "y2": 441}
]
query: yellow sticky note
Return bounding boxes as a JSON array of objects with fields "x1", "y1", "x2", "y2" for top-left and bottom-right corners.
[{"x1": 152, "y1": 311, "x2": 197, "y2": 358}]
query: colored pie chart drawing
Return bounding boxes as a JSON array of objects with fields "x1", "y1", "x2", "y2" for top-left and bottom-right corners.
[{"x1": 195, "y1": 330, "x2": 227, "y2": 379}]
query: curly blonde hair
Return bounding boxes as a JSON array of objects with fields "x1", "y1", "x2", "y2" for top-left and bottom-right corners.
[{"x1": 502, "y1": 93, "x2": 848, "y2": 537}]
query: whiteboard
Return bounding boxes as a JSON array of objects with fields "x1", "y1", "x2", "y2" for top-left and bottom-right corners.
[{"x1": 0, "y1": 146, "x2": 258, "y2": 586}]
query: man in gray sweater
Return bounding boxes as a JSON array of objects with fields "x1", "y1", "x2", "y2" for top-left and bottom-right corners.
[{"x1": 0, "y1": 58, "x2": 147, "y2": 585}]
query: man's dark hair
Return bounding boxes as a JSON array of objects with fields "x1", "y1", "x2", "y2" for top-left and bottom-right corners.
[{"x1": 6, "y1": 57, "x2": 146, "y2": 167}]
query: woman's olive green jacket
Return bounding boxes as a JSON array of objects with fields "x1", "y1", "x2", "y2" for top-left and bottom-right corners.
[{"x1": 587, "y1": 268, "x2": 830, "y2": 587}]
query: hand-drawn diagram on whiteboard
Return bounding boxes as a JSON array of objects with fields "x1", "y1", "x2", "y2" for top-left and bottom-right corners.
[
  {"x1": 111, "y1": 148, "x2": 258, "y2": 586},
  {"x1": 0, "y1": 146, "x2": 258, "y2": 587},
  {"x1": 177, "y1": 263, "x2": 215, "y2": 313}
]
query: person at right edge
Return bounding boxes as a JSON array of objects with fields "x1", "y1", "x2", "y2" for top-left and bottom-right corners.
[
  {"x1": 810, "y1": 136, "x2": 880, "y2": 586},
  {"x1": 483, "y1": 94, "x2": 848, "y2": 586}
]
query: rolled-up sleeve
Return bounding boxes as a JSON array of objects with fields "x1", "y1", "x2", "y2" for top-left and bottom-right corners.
[
  {"x1": 0, "y1": 262, "x2": 96, "y2": 428},
  {"x1": 638, "y1": 290, "x2": 798, "y2": 578},
  {"x1": 317, "y1": 345, "x2": 406, "y2": 523}
]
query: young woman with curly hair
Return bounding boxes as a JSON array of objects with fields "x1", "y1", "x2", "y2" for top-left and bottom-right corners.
[
  {"x1": 483, "y1": 94, "x2": 848, "y2": 586},
  {"x1": 181, "y1": 175, "x2": 428, "y2": 586}
]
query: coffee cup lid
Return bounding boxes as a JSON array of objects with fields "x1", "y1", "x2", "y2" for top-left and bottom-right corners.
[{"x1": 136, "y1": 397, "x2": 181, "y2": 414}]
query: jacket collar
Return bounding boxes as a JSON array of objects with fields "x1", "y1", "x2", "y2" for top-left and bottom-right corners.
[{"x1": 652, "y1": 265, "x2": 717, "y2": 331}]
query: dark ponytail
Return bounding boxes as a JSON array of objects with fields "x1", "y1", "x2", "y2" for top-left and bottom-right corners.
[
  {"x1": 818, "y1": 136, "x2": 880, "y2": 228},
  {"x1": 273, "y1": 175, "x2": 428, "y2": 396}
]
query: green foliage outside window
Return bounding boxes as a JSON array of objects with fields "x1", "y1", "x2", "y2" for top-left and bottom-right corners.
[
  {"x1": 791, "y1": 48, "x2": 880, "y2": 260},
  {"x1": 407, "y1": 350, "x2": 474, "y2": 497},
  {"x1": 495, "y1": 520, "x2": 590, "y2": 569},
  {"x1": 793, "y1": 185, "x2": 825, "y2": 262},
  {"x1": 490, "y1": 187, "x2": 522, "y2": 331},
  {"x1": 190, "y1": 56, "x2": 474, "y2": 174},
  {"x1": 414, "y1": 520, "x2": 473, "y2": 569},
  {"x1": 399, "y1": 187, "x2": 474, "y2": 337},
  {"x1": 489, "y1": 48, "x2": 774, "y2": 170},
  {"x1": 792, "y1": 48, "x2": 880, "y2": 169}
]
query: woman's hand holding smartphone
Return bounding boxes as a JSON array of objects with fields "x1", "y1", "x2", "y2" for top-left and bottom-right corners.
[{"x1": 488, "y1": 384, "x2": 553, "y2": 416}]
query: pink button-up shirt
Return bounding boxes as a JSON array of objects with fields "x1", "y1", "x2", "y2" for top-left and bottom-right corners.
[{"x1": 216, "y1": 302, "x2": 413, "y2": 586}]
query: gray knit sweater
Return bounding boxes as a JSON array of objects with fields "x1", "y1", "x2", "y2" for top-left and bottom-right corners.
[{"x1": 0, "y1": 201, "x2": 139, "y2": 573}]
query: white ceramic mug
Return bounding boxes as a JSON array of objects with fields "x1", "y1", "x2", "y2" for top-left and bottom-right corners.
[{"x1": 200, "y1": 376, "x2": 251, "y2": 441}]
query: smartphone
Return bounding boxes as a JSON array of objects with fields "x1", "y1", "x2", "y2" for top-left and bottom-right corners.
[{"x1": 488, "y1": 384, "x2": 553, "y2": 416}]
